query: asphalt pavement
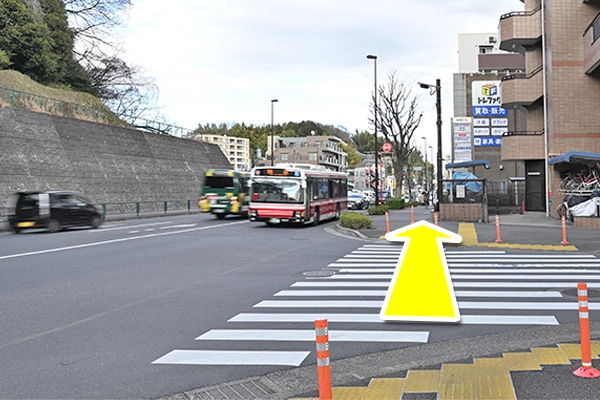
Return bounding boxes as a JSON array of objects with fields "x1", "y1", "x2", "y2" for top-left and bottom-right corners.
[{"x1": 164, "y1": 208, "x2": 600, "y2": 400}]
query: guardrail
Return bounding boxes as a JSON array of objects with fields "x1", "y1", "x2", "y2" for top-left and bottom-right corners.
[{"x1": 0, "y1": 200, "x2": 199, "y2": 222}]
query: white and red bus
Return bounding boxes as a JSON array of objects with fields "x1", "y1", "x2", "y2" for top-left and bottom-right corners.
[{"x1": 249, "y1": 164, "x2": 348, "y2": 225}]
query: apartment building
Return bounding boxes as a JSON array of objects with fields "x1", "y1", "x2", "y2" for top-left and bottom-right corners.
[
  {"x1": 498, "y1": 0, "x2": 600, "y2": 217},
  {"x1": 265, "y1": 135, "x2": 348, "y2": 172},
  {"x1": 453, "y1": 32, "x2": 528, "y2": 210},
  {"x1": 194, "y1": 134, "x2": 251, "y2": 171}
]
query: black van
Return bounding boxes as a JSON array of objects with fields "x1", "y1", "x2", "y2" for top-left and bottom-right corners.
[{"x1": 8, "y1": 191, "x2": 103, "y2": 233}]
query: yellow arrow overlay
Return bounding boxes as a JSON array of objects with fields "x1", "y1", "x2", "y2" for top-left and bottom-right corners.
[{"x1": 380, "y1": 220, "x2": 462, "y2": 323}]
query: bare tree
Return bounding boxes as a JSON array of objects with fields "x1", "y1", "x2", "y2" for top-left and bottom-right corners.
[{"x1": 369, "y1": 71, "x2": 422, "y2": 198}]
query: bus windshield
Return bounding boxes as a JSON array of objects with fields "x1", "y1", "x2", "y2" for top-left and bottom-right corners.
[{"x1": 251, "y1": 178, "x2": 304, "y2": 204}]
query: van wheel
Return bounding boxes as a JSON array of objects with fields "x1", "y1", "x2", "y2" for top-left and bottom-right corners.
[
  {"x1": 216, "y1": 214, "x2": 226, "y2": 219},
  {"x1": 12, "y1": 227, "x2": 20, "y2": 234},
  {"x1": 46, "y1": 219, "x2": 60, "y2": 233},
  {"x1": 91, "y1": 216, "x2": 102, "y2": 229},
  {"x1": 313, "y1": 208, "x2": 320, "y2": 226}
]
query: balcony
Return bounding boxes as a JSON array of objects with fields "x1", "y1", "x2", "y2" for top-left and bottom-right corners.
[
  {"x1": 499, "y1": 5, "x2": 542, "y2": 55},
  {"x1": 583, "y1": 12, "x2": 600, "y2": 75},
  {"x1": 500, "y1": 66, "x2": 543, "y2": 107},
  {"x1": 501, "y1": 130, "x2": 545, "y2": 161}
]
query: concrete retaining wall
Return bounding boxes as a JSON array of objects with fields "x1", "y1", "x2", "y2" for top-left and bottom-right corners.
[{"x1": 0, "y1": 107, "x2": 231, "y2": 206}]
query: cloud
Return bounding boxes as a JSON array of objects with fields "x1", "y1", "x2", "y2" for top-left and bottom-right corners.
[{"x1": 121, "y1": 0, "x2": 522, "y2": 146}]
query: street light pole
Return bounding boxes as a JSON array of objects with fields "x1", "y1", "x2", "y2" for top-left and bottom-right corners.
[
  {"x1": 366, "y1": 54, "x2": 379, "y2": 205},
  {"x1": 270, "y1": 99, "x2": 278, "y2": 166},
  {"x1": 418, "y1": 79, "x2": 442, "y2": 212},
  {"x1": 422, "y1": 136, "x2": 428, "y2": 194}
]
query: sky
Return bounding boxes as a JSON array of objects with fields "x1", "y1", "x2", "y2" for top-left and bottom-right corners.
[{"x1": 120, "y1": 0, "x2": 522, "y2": 154}]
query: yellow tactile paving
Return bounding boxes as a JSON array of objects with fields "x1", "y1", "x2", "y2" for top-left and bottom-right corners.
[
  {"x1": 558, "y1": 343, "x2": 599, "y2": 360},
  {"x1": 403, "y1": 369, "x2": 441, "y2": 393},
  {"x1": 331, "y1": 386, "x2": 367, "y2": 399},
  {"x1": 474, "y1": 358, "x2": 516, "y2": 400},
  {"x1": 477, "y1": 242, "x2": 578, "y2": 251},
  {"x1": 591, "y1": 340, "x2": 600, "y2": 356},
  {"x1": 503, "y1": 352, "x2": 542, "y2": 371},
  {"x1": 531, "y1": 347, "x2": 572, "y2": 365},
  {"x1": 363, "y1": 378, "x2": 405, "y2": 400},
  {"x1": 458, "y1": 223, "x2": 478, "y2": 246},
  {"x1": 439, "y1": 363, "x2": 475, "y2": 400}
]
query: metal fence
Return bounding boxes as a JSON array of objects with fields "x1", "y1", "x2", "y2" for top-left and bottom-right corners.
[
  {"x1": 440, "y1": 178, "x2": 525, "y2": 215},
  {"x1": 0, "y1": 200, "x2": 199, "y2": 223},
  {"x1": 441, "y1": 179, "x2": 487, "y2": 205}
]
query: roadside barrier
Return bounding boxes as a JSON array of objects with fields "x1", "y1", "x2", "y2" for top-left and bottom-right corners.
[
  {"x1": 521, "y1": 200, "x2": 525, "y2": 214},
  {"x1": 410, "y1": 205, "x2": 414, "y2": 224},
  {"x1": 495, "y1": 215, "x2": 503, "y2": 243},
  {"x1": 434, "y1": 212, "x2": 439, "y2": 226},
  {"x1": 573, "y1": 282, "x2": 600, "y2": 378},
  {"x1": 315, "y1": 319, "x2": 332, "y2": 399},
  {"x1": 385, "y1": 211, "x2": 390, "y2": 233},
  {"x1": 561, "y1": 214, "x2": 569, "y2": 245}
]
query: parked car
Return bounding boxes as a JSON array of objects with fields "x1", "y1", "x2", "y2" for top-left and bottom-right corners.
[
  {"x1": 348, "y1": 191, "x2": 368, "y2": 210},
  {"x1": 8, "y1": 191, "x2": 103, "y2": 233},
  {"x1": 362, "y1": 190, "x2": 375, "y2": 205}
]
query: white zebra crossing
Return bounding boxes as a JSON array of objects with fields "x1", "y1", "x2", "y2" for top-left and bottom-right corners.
[{"x1": 152, "y1": 244, "x2": 598, "y2": 366}]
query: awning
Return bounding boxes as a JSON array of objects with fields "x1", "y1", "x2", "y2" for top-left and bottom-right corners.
[
  {"x1": 445, "y1": 160, "x2": 491, "y2": 169},
  {"x1": 548, "y1": 151, "x2": 600, "y2": 165}
]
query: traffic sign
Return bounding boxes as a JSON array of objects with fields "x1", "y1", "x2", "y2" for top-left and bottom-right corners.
[{"x1": 381, "y1": 142, "x2": 392, "y2": 152}]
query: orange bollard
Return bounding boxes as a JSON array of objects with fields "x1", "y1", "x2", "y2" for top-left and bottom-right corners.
[
  {"x1": 315, "y1": 319, "x2": 332, "y2": 399},
  {"x1": 410, "y1": 205, "x2": 414, "y2": 224},
  {"x1": 521, "y1": 200, "x2": 525, "y2": 215},
  {"x1": 385, "y1": 211, "x2": 390, "y2": 233},
  {"x1": 434, "y1": 212, "x2": 439, "y2": 226},
  {"x1": 573, "y1": 283, "x2": 600, "y2": 378},
  {"x1": 495, "y1": 215, "x2": 503, "y2": 243},
  {"x1": 561, "y1": 214, "x2": 569, "y2": 245}
]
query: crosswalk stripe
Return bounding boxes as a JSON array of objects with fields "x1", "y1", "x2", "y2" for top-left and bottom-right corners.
[
  {"x1": 273, "y1": 290, "x2": 564, "y2": 298},
  {"x1": 322, "y1": 274, "x2": 600, "y2": 280},
  {"x1": 338, "y1": 268, "x2": 600, "y2": 274},
  {"x1": 229, "y1": 313, "x2": 558, "y2": 325},
  {"x1": 254, "y1": 300, "x2": 600, "y2": 310},
  {"x1": 195, "y1": 329, "x2": 429, "y2": 342},
  {"x1": 292, "y1": 281, "x2": 600, "y2": 288},
  {"x1": 152, "y1": 350, "x2": 310, "y2": 366}
]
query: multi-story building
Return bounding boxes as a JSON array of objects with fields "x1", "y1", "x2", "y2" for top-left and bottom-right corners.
[
  {"x1": 265, "y1": 135, "x2": 348, "y2": 172},
  {"x1": 498, "y1": 0, "x2": 600, "y2": 218},
  {"x1": 453, "y1": 32, "x2": 528, "y2": 209},
  {"x1": 194, "y1": 134, "x2": 251, "y2": 170}
]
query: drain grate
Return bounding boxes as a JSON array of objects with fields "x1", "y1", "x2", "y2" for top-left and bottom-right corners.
[
  {"x1": 185, "y1": 377, "x2": 278, "y2": 399},
  {"x1": 303, "y1": 270, "x2": 336, "y2": 277}
]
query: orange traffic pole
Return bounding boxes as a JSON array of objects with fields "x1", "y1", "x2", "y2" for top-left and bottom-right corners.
[
  {"x1": 495, "y1": 215, "x2": 503, "y2": 243},
  {"x1": 410, "y1": 205, "x2": 414, "y2": 224},
  {"x1": 385, "y1": 211, "x2": 390, "y2": 233},
  {"x1": 561, "y1": 214, "x2": 569, "y2": 245},
  {"x1": 315, "y1": 319, "x2": 332, "y2": 399},
  {"x1": 573, "y1": 282, "x2": 600, "y2": 378},
  {"x1": 434, "y1": 212, "x2": 439, "y2": 226}
]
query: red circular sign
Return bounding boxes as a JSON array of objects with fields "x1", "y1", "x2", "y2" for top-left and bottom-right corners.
[{"x1": 381, "y1": 142, "x2": 392, "y2": 152}]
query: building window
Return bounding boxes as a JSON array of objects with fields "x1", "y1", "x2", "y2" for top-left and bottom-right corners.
[
  {"x1": 309, "y1": 153, "x2": 317, "y2": 160},
  {"x1": 281, "y1": 153, "x2": 289, "y2": 161}
]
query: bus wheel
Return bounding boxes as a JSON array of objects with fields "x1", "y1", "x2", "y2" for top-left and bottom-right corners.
[
  {"x1": 334, "y1": 204, "x2": 341, "y2": 220},
  {"x1": 313, "y1": 208, "x2": 320, "y2": 226}
]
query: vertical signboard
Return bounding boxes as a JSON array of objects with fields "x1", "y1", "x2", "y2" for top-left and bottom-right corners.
[
  {"x1": 471, "y1": 81, "x2": 507, "y2": 147},
  {"x1": 451, "y1": 117, "x2": 473, "y2": 162}
]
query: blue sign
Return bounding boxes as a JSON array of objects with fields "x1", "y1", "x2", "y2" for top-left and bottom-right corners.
[
  {"x1": 474, "y1": 136, "x2": 502, "y2": 147},
  {"x1": 472, "y1": 106, "x2": 508, "y2": 116}
]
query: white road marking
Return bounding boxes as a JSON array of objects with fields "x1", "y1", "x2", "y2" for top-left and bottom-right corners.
[
  {"x1": 90, "y1": 221, "x2": 174, "y2": 232},
  {"x1": 0, "y1": 220, "x2": 248, "y2": 261},
  {"x1": 196, "y1": 329, "x2": 429, "y2": 343},
  {"x1": 253, "y1": 300, "x2": 600, "y2": 310},
  {"x1": 337, "y1": 268, "x2": 600, "y2": 274},
  {"x1": 152, "y1": 350, "x2": 310, "y2": 366},
  {"x1": 322, "y1": 274, "x2": 600, "y2": 281},
  {"x1": 229, "y1": 313, "x2": 558, "y2": 325},
  {"x1": 292, "y1": 281, "x2": 600, "y2": 288},
  {"x1": 273, "y1": 290, "x2": 563, "y2": 298}
]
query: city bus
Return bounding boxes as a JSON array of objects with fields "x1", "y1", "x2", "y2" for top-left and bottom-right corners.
[
  {"x1": 248, "y1": 164, "x2": 348, "y2": 225},
  {"x1": 199, "y1": 169, "x2": 250, "y2": 219}
]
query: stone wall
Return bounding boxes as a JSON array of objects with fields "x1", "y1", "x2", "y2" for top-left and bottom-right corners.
[
  {"x1": 440, "y1": 203, "x2": 489, "y2": 223},
  {"x1": 0, "y1": 107, "x2": 231, "y2": 206}
]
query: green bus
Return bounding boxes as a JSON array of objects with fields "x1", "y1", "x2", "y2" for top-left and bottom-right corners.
[{"x1": 199, "y1": 169, "x2": 251, "y2": 219}]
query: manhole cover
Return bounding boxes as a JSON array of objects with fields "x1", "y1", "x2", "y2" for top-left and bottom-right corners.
[
  {"x1": 303, "y1": 270, "x2": 336, "y2": 277},
  {"x1": 561, "y1": 288, "x2": 600, "y2": 299}
]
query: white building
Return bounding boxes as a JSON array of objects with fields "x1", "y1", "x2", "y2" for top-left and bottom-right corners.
[{"x1": 194, "y1": 134, "x2": 251, "y2": 171}]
